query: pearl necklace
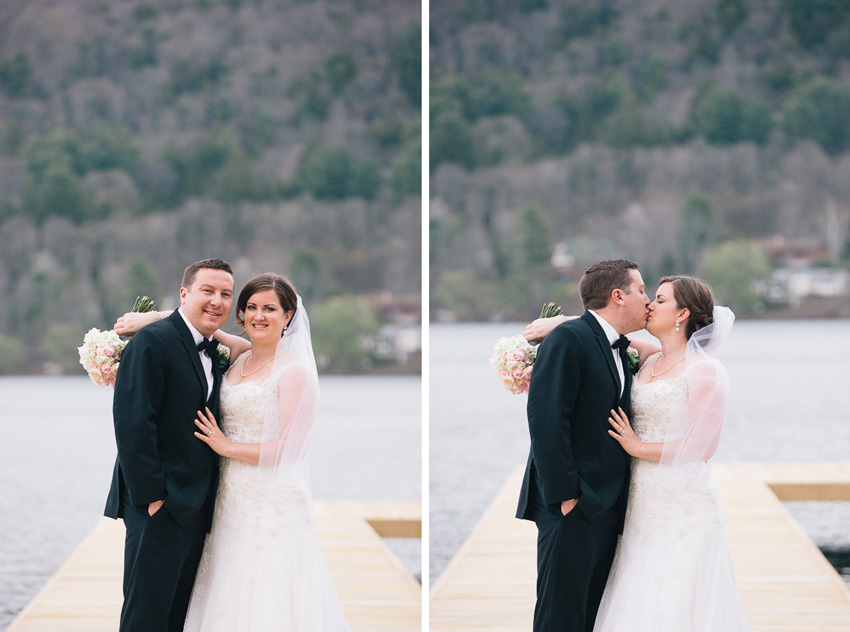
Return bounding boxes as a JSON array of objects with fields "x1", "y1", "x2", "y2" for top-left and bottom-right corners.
[
  {"x1": 650, "y1": 353, "x2": 686, "y2": 378},
  {"x1": 240, "y1": 354, "x2": 276, "y2": 378}
]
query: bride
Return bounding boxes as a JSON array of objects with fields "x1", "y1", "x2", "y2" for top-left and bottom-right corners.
[
  {"x1": 120, "y1": 273, "x2": 351, "y2": 631},
  {"x1": 530, "y1": 275, "x2": 750, "y2": 631}
]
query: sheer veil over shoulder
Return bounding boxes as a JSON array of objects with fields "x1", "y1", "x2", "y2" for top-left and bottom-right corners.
[
  {"x1": 660, "y1": 306, "x2": 735, "y2": 476},
  {"x1": 258, "y1": 294, "x2": 320, "y2": 487}
]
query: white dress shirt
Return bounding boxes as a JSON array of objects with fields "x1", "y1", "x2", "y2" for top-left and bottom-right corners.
[
  {"x1": 177, "y1": 308, "x2": 214, "y2": 400},
  {"x1": 588, "y1": 310, "x2": 625, "y2": 396}
]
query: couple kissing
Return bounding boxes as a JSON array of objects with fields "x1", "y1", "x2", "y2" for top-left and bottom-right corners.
[{"x1": 517, "y1": 259, "x2": 750, "y2": 632}]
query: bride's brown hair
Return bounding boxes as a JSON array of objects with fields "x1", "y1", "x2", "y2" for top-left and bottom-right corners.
[
  {"x1": 658, "y1": 275, "x2": 714, "y2": 339},
  {"x1": 235, "y1": 273, "x2": 298, "y2": 335}
]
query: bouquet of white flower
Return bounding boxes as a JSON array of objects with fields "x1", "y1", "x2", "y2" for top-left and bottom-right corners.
[
  {"x1": 490, "y1": 335, "x2": 537, "y2": 395},
  {"x1": 77, "y1": 296, "x2": 156, "y2": 388},
  {"x1": 490, "y1": 301, "x2": 565, "y2": 395}
]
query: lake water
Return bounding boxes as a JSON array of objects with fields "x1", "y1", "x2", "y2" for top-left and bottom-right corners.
[
  {"x1": 429, "y1": 320, "x2": 850, "y2": 585},
  {"x1": 0, "y1": 374, "x2": 421, "y2": 629}
]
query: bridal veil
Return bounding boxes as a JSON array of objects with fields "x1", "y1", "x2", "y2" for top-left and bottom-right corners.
[{"x1": 659, "y1": 306, "x2": 735, "y2": 474}]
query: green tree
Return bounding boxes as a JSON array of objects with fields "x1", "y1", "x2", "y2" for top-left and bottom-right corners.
[
  {"x1": 678, "y1": 193, "x2": 722, "y2": 271},
  {"x1": 86, "y1": 124, "x2": 142, "y2": 174},
  {"x1": 0, "y1": 52, "x2": 33, "y2": 97},
  {"x1": 574, "y1": 73, "x2": 630, "y2": 142},
  {"x1": 390, "y1": 136, "x2": 421, "y2": 200},
  {"x1": 519, "y1": 205, "x2": 552, "y2": 269},
  {"x1": 432, "y1": 270, "x2": 501, "y2": 321},
  {"x1": 289, "y1": 73, "x2": 331, "y2": 121},
  {"x1": 298, "y1": 145, "x2": 350, "y2": 200},
  {"x1": 689, "y1": 86, "x2": 772, "y2": 145},
  {"x1": 297, "y1": 144, "x2": 381, "y2": 201},
  {"x1": 289, "y1": 247, "x2": 329, "y2": 302},
  {"x1": 715, "y1": 0, "x2": 749, "y2": 36},
  {"x1": 430, "y1": 106, "x2": 474, "y2": 172},
  {"x1": 132, "y1": 4, "x2": 158, "y2": 21},
  {"x1": 558, "y1": 2, "x2": 619, "y2": 42},
  {"x1": 391, "y1": 20, "x2": 421, "y2": 108},
  {"x1": 68, "y1": 39, "x2": 101, "y2": 79},
  {"x1": 782, "y1": 0, "x2": 850, "y2": 50},
  {"x1": 699, "y1": 241, "x2": 771, "y2": 314},
  {"x1": 477, "y1": 70, "x2": 532, "y2": 119},
  {"x1": 0, "y1": 333, "x2": 26, "y2": 374},
  {"x1": 683, "y1": 19, "x2": 722, "y2": 65},
  {"x1": 603, "y1": 95, "x2": 668, "y2": 148},
  {"x1": 350, "y1": 158, "x2": 381, "y2": 201},
  {"x1": 24, "y1": 130, "x2": 88, "y2": 180},
  {"x1": 41, "y1": 323, "x2": 87, "y2": 374},
  {"x1": 243, "y1": 108, "x2": 276, "y2": 156},
  {"x1": 309, "y1": 296, "x2": 380, "y2": 372},
  {"x1": 634, "y1": 53, "x2": 668, "y2": 102},
  {"x1": 22, "y1": 163, "x2": 90, "y2": 223},
  {"x1": 783, "y1": 77, "x2": 850, "y2": 156},
  {"x1": 181, "y1": 129, "x2": 239, "y2": 197},
  {"x1": 324, "y1": 52, "x2": 358, "y2": 93},
  {"x1": 167, "y1": 57, "x2": 226, "y2": 96},
  {"x1": 129, "y1": 25, "x2": 164, "y2": 69},
  {"x1": 125, "y1": 258, "x2": 159, "y2": 308},
  {"x1": 213, "y1": 149, "x2": 272, "y2": 203}
]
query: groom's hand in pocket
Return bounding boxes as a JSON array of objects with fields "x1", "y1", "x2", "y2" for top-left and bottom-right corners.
[
  {"x1": 148, "y1": 499, "x2": 165, "y2": 516},
  {"x1": 561, "y1": 497, "x2": 579, "y2": 516}
]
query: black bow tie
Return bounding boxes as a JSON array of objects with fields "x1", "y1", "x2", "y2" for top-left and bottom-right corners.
[
  {"x1": 197, "y1": 338, "x2": 219, "y2": 358},
  {"x1": 611, "y1": 335, "x2": 630, "y2": 351}
]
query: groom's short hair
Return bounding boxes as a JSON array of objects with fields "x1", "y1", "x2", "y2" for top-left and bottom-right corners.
[
  {"x1": 182, "y1": 258, "x2": 233, "y2": 289},
  {"x1": 579, "y1": 259, "x2": 639, "y2": 310}
]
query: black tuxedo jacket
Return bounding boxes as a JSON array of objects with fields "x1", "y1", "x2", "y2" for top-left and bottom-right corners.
[
  {"x1": 105, "y1": 311, "x2": 221, "y2": 529},
  {"x1": 517, "y1": 311, "x2": 631, "y2": 526}
]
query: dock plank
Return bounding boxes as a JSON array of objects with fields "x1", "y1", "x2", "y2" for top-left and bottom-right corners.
[
  {"x1": 7, "y1": 501, "x2": 421, "y2": 632},
  {"x1": 431, "y1": 463, "x2": 850, "y2": 632}
]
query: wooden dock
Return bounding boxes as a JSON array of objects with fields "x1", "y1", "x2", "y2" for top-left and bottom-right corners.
[
  {"x1": 6, "y1": 501, "x2": 421, "y2": 632},
  {"x1": 431, "y1": 463, "x2": 850, "y2": 632}
]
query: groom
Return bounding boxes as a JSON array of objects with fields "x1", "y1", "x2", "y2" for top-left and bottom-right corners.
[
  {"x1": 516, "y1": 259, "x2": 650, "y2": 632},
  {"x1": 104, "y1": 258, "x2": 234, "y2": 632}
]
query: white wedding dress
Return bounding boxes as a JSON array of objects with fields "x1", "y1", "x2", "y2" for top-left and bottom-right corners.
[
  {"x1": 183, "y1": 365, "x2": 350, "y2": 631},
  {"x1": 593, "y1": 366, "x2": 751, "y2": 631}
]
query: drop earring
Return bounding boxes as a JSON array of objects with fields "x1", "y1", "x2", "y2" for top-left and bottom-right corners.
[{"x1": 675, "y1": 320, "x2": 680, "y2": 332}]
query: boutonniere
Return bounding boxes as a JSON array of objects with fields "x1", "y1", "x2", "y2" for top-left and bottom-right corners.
[
  {"x1": 216, "y1": 346, "x2": 231, "y2": 372},
  {"x1": 627, "y1": 348, "x2": 640, "y2": 374}
]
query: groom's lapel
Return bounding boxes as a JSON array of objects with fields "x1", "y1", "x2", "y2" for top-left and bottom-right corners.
[
  {"x1": 621, "y1": 348, "x2": 633, "y2": 409},
  {"x1": 209, "y1": 353, "x2": 222, "y2": 408},
  {"x1": 168, "y1": 312, "x2": 207, "y2": 395},
  {"x1": 581, "y1": 311, "x2": 621, "y2": 392}
]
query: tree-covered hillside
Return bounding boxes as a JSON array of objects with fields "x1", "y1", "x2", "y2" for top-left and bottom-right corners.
[
  {"x1": 0, "y1": 0, "x2": 421, "y2": 373},
  {"x1": 431, "y1": 0, "x2": 850, "y2": 166},
  {"x1": 430, "y1": 0, "x2": 850, "y2": 320}
]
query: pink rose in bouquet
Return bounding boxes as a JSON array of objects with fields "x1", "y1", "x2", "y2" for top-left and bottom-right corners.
[
  {"x1": 77, "y1": 295, "x2": 156, "y2": 388},
  {"x1": 490, "y1": 336, "x2": 538, "y2": 395},
  {"x1": 78, "y1": 328, "x2": 127, "y2": 388}
]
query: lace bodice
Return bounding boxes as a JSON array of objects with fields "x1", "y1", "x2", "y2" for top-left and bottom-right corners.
[
  {"x1": 219, "y1": 373, "x2": 281, "y2": 444},
  {"x1": 213, "y1": 366, "x2": 312, "y2": 518},
  {"x1": 624, "y1": 357, "x2": 721, "y2": 536},
  {"x1": 630, "y1": 371, "x2": 689, "y2": 443}
]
